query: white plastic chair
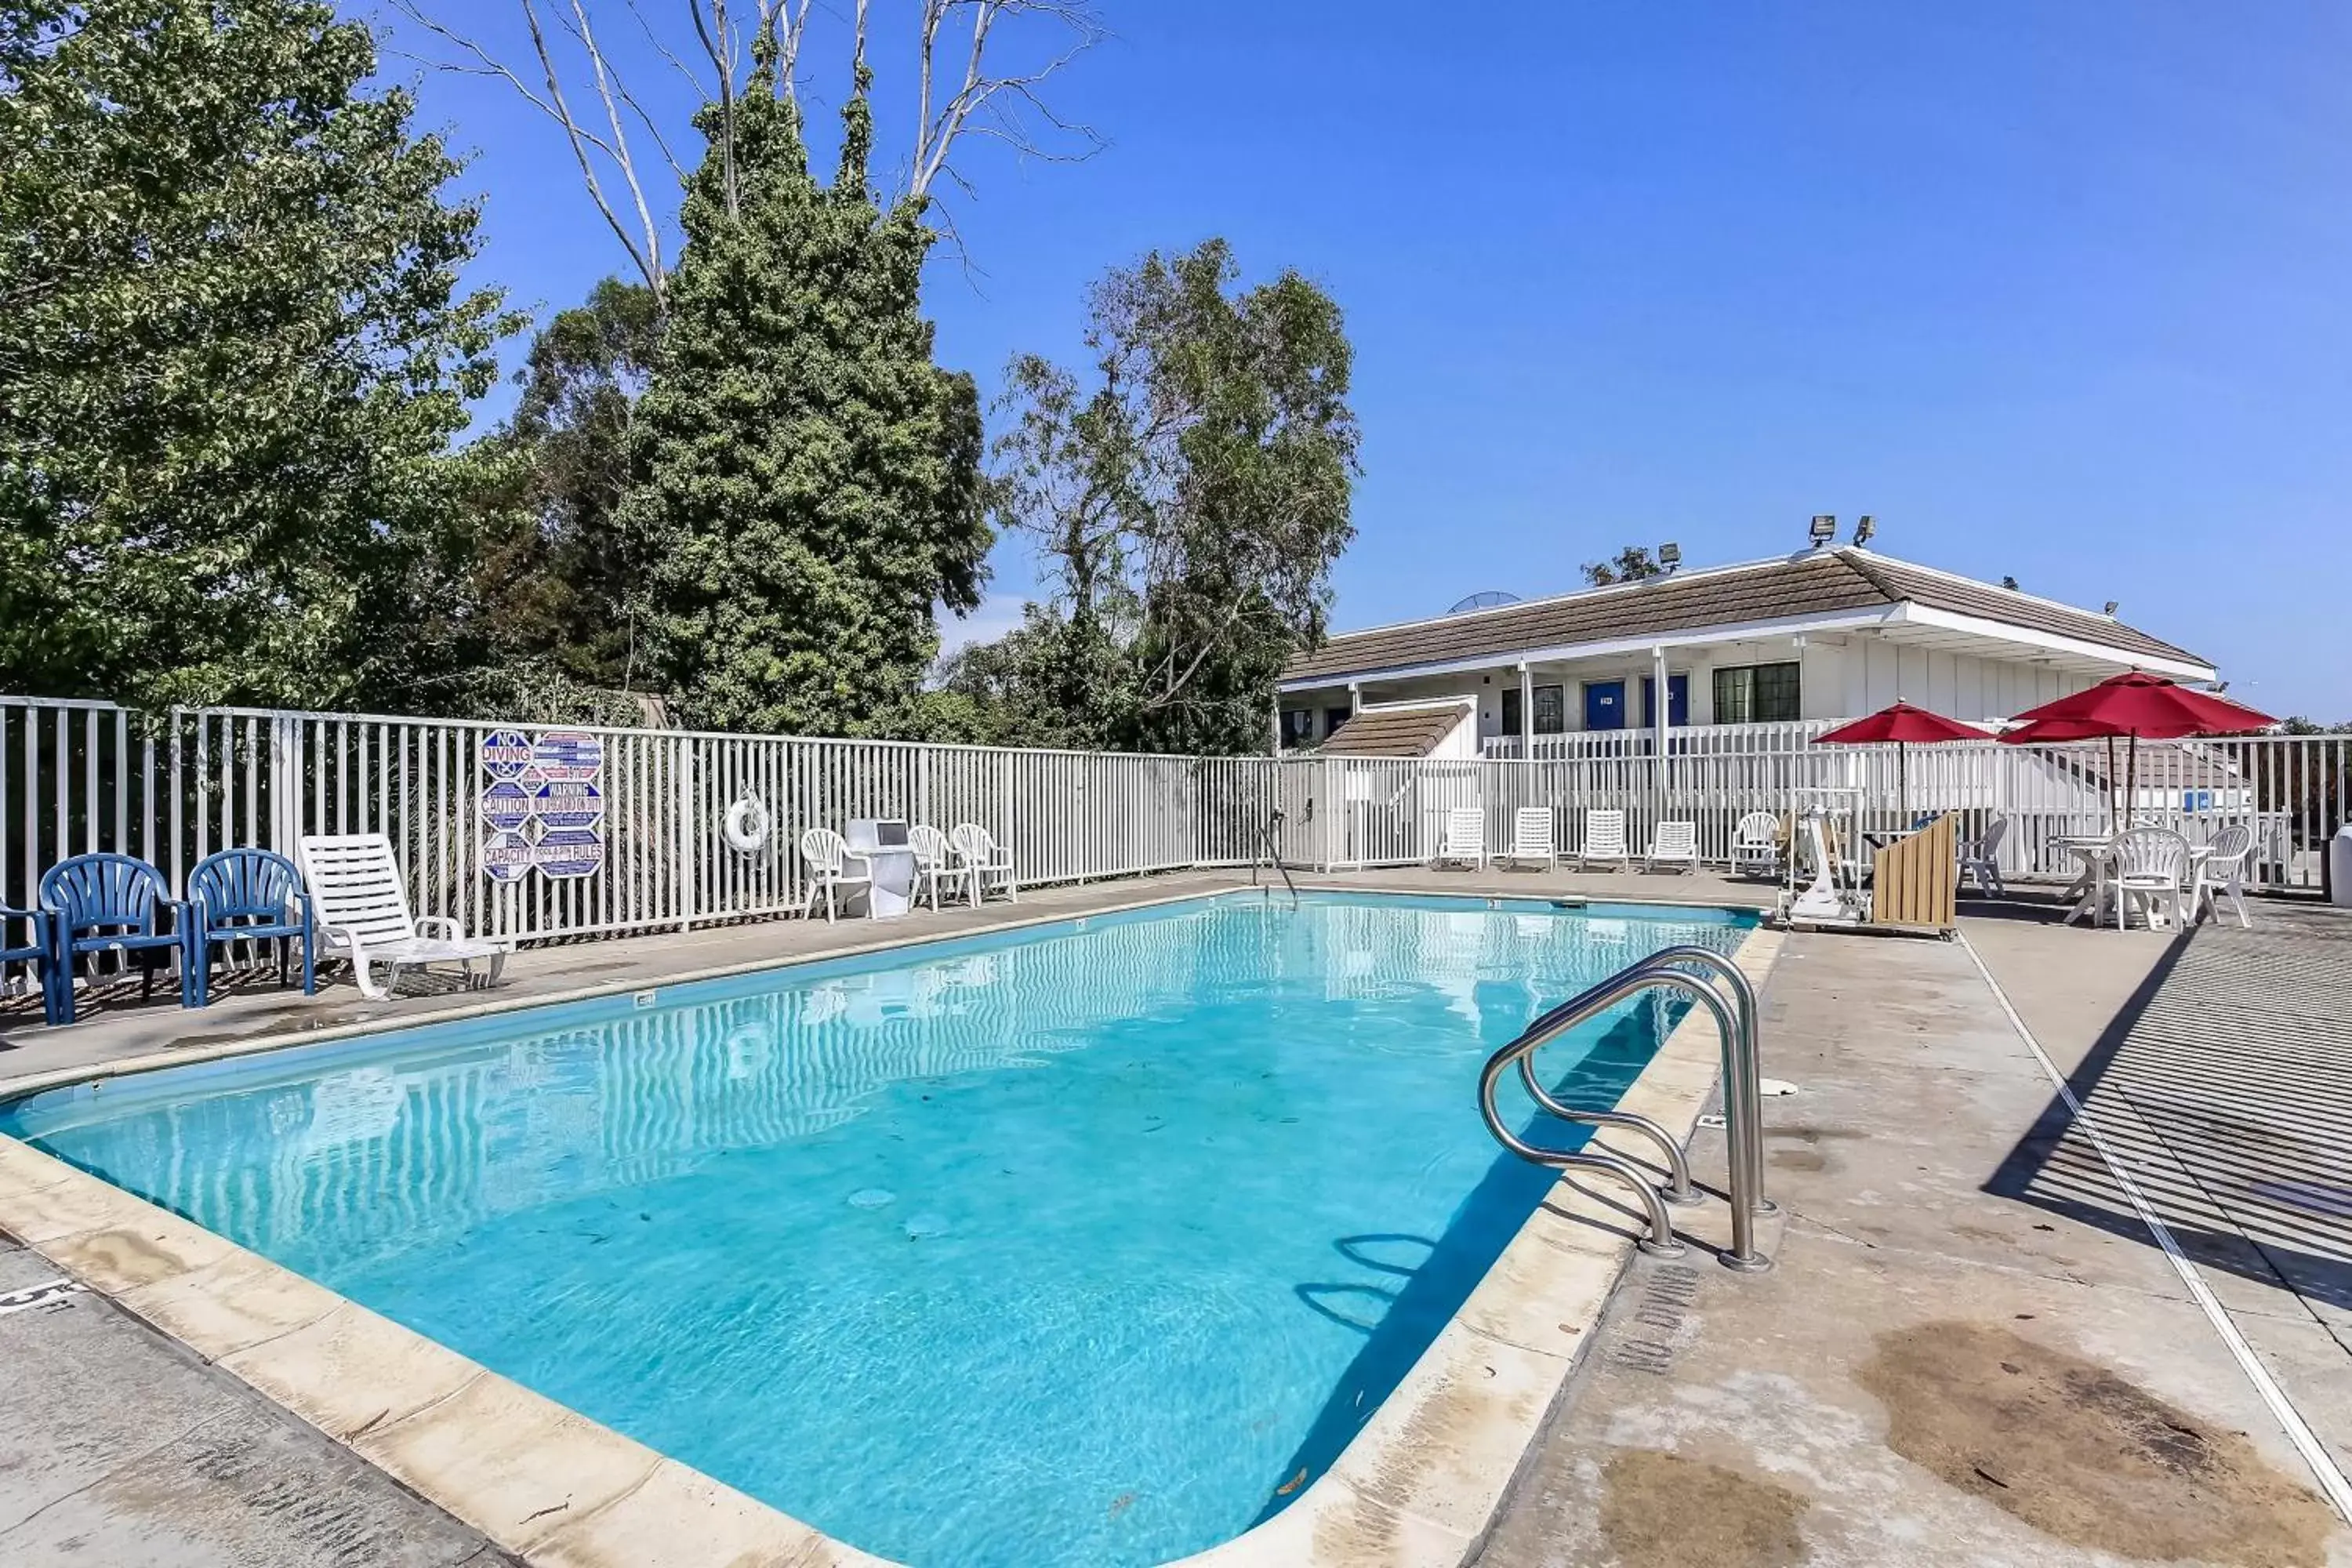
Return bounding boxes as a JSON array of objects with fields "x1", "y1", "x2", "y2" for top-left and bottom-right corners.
[
  {"x1": 1730, "y1": 812, "x2": 1780, "y2": 878},
  {"x1": 1643, "y1": 819, "x2": 1700, "y2": 874},
  {"x1": 1507, "y1": 807, "x2": 1556, "y2": 870},
  {"x1": 1958, "y1": 818, "x2": 2009, "y2": 896},
  {"x1": 1579, "y1": 808, "x2": 1628, "y2": 871},
  {"x1": 949, "y1": 822, "x2": 1018, "y2": 904},
  {"x1": 296, "y1": 833, "x2": 509, "y2": 1000},
  {"x1": 1435, "y1": 807, "x2": 1486, "y2": 869},
  {"x1": 906, "y1": 824, "x2": 957, "y2": 911},
  {"x1": 2111, "y1": 826, "x2": 2190, "y2": 931},
  {"x1": 799, "y1": 827, "x2": 874, "y2": 923},
  {"x1": 2188, "y1": 823, "x2": 2254, "y2": 928}
]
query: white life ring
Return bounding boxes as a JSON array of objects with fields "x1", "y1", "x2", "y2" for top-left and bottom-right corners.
[{"x1": 723, "y1": 796, "x2": 771, "y2": 853}]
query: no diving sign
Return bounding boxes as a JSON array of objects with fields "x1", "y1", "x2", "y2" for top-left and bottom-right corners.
[{"x1": 480, "y1": 729, "x2": 606, "y2": 881}]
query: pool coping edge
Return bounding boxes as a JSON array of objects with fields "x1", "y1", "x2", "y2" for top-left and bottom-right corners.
[{"x1": 0, "y1": 910, "x2": 1781, "y2": 1568}]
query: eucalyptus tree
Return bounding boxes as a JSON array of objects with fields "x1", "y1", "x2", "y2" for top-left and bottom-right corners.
[{"x1": 986, "y1": 240, "x2": 1360, "y2": 755}]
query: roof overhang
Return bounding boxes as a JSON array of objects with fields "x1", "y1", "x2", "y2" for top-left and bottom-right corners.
[
  {"x1": 1280, "y1": 601, "x2": 2215, "y2": 694},
  {"x1": 1279, "y1": 606, "x2": 1902, "y2": 693},
  {"x1": 1885, "y1": 604, "x2": 2216, "y2": 684}
]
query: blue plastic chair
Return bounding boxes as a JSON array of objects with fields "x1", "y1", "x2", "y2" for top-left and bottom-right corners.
[
  {"x1": 39, "y1": 852, "x2": 191, "y2": 1024},
  {"x1": 2, "y1": 903, "x2": 60, "y2": 1026},
  {"x1": 186, "y1": 848, "x2": 315, "y2": 1007}
]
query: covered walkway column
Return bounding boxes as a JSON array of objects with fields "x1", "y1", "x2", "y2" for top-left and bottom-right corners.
[
  {"x1": 1652, "y1": 644, "x2": 1671, "y2": 822},
  {"x1": 1519, "y1": 662, "x2": 1533, "y2": 758}
]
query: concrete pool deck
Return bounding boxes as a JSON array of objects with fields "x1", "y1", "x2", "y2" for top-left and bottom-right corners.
[{"x1": 2, "y1": 867, "x2": 2347, "y2": 1566}]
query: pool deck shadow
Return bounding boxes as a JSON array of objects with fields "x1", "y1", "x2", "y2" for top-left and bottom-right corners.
[{"x1": 1477, "y1": 922, "x2": 2352, "y2": 1568}]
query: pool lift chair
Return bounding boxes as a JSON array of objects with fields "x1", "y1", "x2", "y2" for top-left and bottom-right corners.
[{"x1": 1777, "y1": 788, "x2": 1868, "y2": 929}]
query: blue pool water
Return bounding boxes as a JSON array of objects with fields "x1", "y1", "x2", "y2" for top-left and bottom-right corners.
[{"x1": 2, "y1": 892, "x2": 1751, "y2": 1568}]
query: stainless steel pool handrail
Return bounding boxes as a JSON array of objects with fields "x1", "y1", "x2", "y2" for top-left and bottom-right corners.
[
  {"x1": 1251, "y1": 809, "x2": 1298, "y2": 905},
  {"x1": 1479, "y1": 949, "x2": 1772, "y2": 1272},
  {"x1": 1626, "y1": 946, "x2": 1773, "y2": 1218}
]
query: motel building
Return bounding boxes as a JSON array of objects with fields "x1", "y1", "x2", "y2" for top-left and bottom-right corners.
[{"x1": 1276, "y1": 528, "x2": 2217, "y2": 761}]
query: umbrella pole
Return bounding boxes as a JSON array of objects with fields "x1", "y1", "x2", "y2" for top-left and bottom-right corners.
[
  {"x1": 2125, "y1": 731, "x2": 2140, "y2": 829},
  {"x1": 2106, "y1": 735, "x2": 2118, "y2": 833},
  {"x1": 1898, "y1": 743, "x2": 1908, "y2": 824}
]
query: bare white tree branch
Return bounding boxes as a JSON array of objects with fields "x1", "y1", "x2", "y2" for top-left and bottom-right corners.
[
  {"x1": 910, "y1": 0, "x2": 1105, "y2": 202},
  {"x1": 388, "y1": 0, "x2": 1103, "y2": 289},
  {"x1": 389, "y1": 0, "x2": 671, "y2": 307}
]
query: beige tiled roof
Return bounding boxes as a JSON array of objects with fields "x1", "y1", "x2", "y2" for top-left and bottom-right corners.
[
  {"x1": 1834, "y1": 554, "x2": 2201, "y2": 665},
  {"x1": 1283, "y1": 549, "x2": 2207, "y2": 684},
  {"x1": 1318, "y1": 703, "x2": 1472, "y2": 758}
]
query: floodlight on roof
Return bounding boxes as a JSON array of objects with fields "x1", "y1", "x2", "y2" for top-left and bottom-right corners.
[
  {"x1": 1852, "y1": 514, "x2": 1875, "y2": 546},
  {"x1": 1658, "y1": 542, "x2": 1681, "y2": 572},
  {"x1": 2103, "y1": 600, "x2": 2119, "y2": 616},
  {"x1": 1809, "y1": 514, "x2": 1837, "y2": 547}
]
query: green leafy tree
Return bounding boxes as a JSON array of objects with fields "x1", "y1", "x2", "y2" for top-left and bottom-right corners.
[
  {"x1": 401, "y1": 278, "x2": 662, "y2": 719},
  {"x1": 984, "y1": 239, "x2": 1359, "y2": 755},
  {"x1": 0, "y1": 0, "x2": 514, "y2": 707},
  {"x1": 1581, "y1": 546, "x2": 1666, "y2": 586},
  {"x1": 621, "y1": 49, "x2": 989, "y2": 736},
  {"x1": 930, "y1": 605, "x2": 1134, "y2": 750}
]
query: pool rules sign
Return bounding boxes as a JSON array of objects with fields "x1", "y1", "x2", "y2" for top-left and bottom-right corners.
[{"x1": 479, "y1": 729, "x2": 606, "y2": 881}]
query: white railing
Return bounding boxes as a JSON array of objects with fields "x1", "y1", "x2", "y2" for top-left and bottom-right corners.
[
  {"x1": 0, "y1": 699, "x2": 1282, "y2": 961},
  {"x1": 1447, "y1": 721, "x2": 2345, "y2": 887},
  {"x1": 4, "y1": 692, "x2": 2343, "y2": 1000}
]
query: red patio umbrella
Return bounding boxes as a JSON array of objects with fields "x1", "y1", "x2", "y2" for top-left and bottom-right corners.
[
  {"x1": 1814, "y1": 702, "x2": 1987, "y2": 818},
  {"x1": 1998, "y1": 672, "x2": 2276, "y2": 829}
]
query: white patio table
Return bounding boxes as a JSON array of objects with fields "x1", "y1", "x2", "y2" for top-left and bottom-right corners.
[
  {"x1": 2053, "y1": 834, "x2": 2113, "y2": 925},
  {"x1": 2055, "y1": 833, "x2": 2212, "y2": 929}
]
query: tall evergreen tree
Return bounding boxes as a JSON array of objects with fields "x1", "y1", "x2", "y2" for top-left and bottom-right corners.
[
  {"x1": 0, "y1": 0, "x2": 513, "y2": 706},
  {"x1": 622, "y1": 49, "x2": 989, "y2": 736}
]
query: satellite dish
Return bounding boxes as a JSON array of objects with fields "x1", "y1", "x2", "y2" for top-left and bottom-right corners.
[{"x1": 1446, "y1": 590, "x2": 1523, "y2": 615}]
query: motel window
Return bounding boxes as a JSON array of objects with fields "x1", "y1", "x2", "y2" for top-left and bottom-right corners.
[
  {"x1": 1500, "y1": 684, "x2": 1567, "y2": 735},
  {"x1": 1280, "y1": 710, "x2": 1315, "y2": 748},
  {"x1": 1711, "y1": 662, "x2": 1802, "y2": 724},
  {"x1": 1324, "y1": 706, "x2": 1354, "y2": 738}
]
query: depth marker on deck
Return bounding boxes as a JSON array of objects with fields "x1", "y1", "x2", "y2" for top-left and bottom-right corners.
[{"x1": 1958, "y1": 931, "x2": 2352, "y2": 1526}]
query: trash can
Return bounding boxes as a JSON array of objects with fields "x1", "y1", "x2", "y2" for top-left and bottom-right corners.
[{"x1": 2332, "y1": 824, "x2": 2352, "y2": 909}]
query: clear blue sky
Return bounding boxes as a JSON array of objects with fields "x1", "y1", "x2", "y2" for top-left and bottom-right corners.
[{"x1": 373, "y1": 2, "x2": 2352, "y2": 719}]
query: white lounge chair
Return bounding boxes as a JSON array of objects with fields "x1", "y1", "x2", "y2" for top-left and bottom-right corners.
[
  {"x1": 949, "y1": 822, "x2": 1018, "y2": 904},
  {"x1": 2111, "y1": 826, "x2": 2190, "y2": 931},
  {"x1": 1435, "y1": 807, "x2": 1486, "y2": 869},
  {"x1": 800, "y1": 826, "x2": 873, "y2": 923},
  {"x1": 907, "y1": 824, "x2": 958, "y2": 911},
  {"x1": 2189, "y1": 823, "x2": 2253, "y2": 927},
  {"x1": 1579, "y1": 808, "x2": 1628, "y2": 872},
  {"x1": 1958, "y1": 818, "x2": 2009, "y2": 897},
  {"x1": 1506, "y1": 807, "x2": 1556, "y2": 870},
  {"x1": 296, "y1": 833, "x2": 509, "y2": 1000},
  {"x1": 1643, "y1": 819, "x2": 1700, "y2": 874},
  {"x1": 1730, "y1": 811, "x2": 1780, "y2": 878}
]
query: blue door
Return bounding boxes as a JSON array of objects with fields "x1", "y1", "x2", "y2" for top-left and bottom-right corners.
[
  {"x1": 1641, "y1": 674, "x2": 1690, "y2": 728},
  {"x1": 1584, "y1": 681, "x2": 1626, "y2": 731}
]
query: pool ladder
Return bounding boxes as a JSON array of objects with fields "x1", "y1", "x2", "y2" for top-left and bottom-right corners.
[{"x1": 1478, "y1": 946, "x2": 1774, "y2": 1272}]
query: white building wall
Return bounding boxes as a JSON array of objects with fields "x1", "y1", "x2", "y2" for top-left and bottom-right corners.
[{"x1": 1290, "y1": 630, "x2": 2110, "y2": 742}]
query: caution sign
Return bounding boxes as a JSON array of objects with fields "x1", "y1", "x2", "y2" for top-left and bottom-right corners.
[{"x1": 481, "y1": 729, "x2": 608, "y2": 881}]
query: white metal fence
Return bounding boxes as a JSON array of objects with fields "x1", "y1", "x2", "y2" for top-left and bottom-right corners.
[
  {"x1": 3, "y1": 694, "x2": 2344, "y2": 1002},
  {"x1": 0, "y1": 698, "x2": 1278, "y2": 957},
  {"x1": 1459, "y1": 720, "x2": 2344, "y2": 887}
]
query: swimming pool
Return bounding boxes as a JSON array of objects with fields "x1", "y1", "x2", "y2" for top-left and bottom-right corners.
[{"x1": 2, "y1": 891, "x2": 1752, "y2": 1568}]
